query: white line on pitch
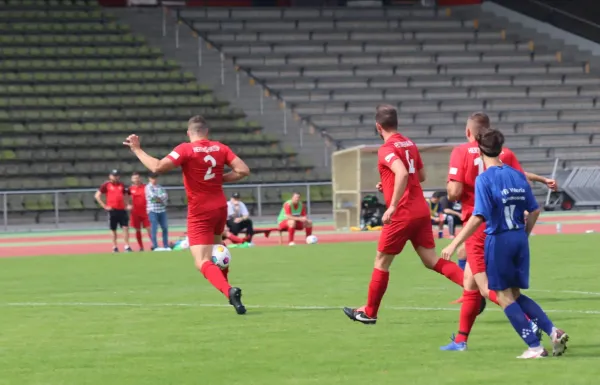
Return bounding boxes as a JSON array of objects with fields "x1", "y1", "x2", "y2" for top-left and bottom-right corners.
[{"x1": 3, "y1": 302, "x2": 600, "y2": 315}]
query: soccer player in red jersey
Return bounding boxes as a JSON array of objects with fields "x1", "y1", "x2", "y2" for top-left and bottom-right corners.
[
  {"x1": 123, "y1": 115, "x2": 250, "y2": 314},
  {"x1": 441, "y1": 112, "x2": 557, "y2": 350},
  {"x1": 95, "y1": 169, "x2": 132, "y2": 253},
  {"x1": 343, "y1": 105, "x2": 465, "y2": 324},
  {"x1": 128, "y1": 172, "x2": 151, "y2": 251},
  {"x1": 277, "y1": 192, "x2": 313, "y2": 246}
]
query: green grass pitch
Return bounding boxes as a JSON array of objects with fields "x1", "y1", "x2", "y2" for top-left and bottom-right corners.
[{"x1": 1, "y1": 235, "x2": 600, "y2": 385}]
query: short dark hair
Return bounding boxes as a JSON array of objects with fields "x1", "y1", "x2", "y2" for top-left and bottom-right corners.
[
  {"x1": 149, "y1": 173, "x2": 159, "y2": 179},
  {"x1": 292, "y1": 191, "x2": 301, "y2": 196},
  {"x1": 188, "y1": 115, "x2": 209, "y2": 135},
  {"x1": 375, "y1": 104, "x2": 398, "y2": 130},
  {"x1": 476, "y1": 129, "x2": 504, "y2": 158},
  {"x1": 468, "y1": 112, "x2": 491, "y2": 137},
  {"x1": 132, "y1": 172, "x2": 140, "y2": 177}
]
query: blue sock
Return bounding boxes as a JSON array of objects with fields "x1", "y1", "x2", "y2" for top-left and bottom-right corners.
[
  {"x1": 517, "y1": 295, "x2": 554, "y2": 336},
  {"x1": 438, "y1": 230, "x2": 443, "y2": 239},
  {"x1": 458, "y1": 259, "x2": 466, "y2": 271},
  {"x1": 504, "y1": 302, "x2": 540, "y2": 348}
]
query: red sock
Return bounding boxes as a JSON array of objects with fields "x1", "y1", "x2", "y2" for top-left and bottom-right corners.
[
  {"x1": 364, "y1": 268, "x2": 390, "y2": 318},
  {"x1": 454, "y1": 290, "x2": 481, "y2": 344},
  {"x1": 488, "y1": 290, "x2": 500, "y2": 305},
  {"x1": 433, "y1": 259, "x2": 464, "y2": 287},
  {"x1": 222, "y1": 267, "x2": 229, "y2": 282},
  {"x1": 135, "y1": 230, "x2": 143, "y2": 249},
  {"x1": 200, "y1": 261, "x2": 232, "y2": 298},
  {"x1": 227, "y1": 234, "x2": 245, "y2": 244},
  {"x1": 288, "y1": 227, "x2": 296, "y2": 243},
  {"x1": 305, "y1": 226, "x2": 313, "y2": 237}
]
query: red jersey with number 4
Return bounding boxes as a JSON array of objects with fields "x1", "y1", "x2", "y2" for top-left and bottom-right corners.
[
  {"x1": 128, "y1": 183, "x2": 147, "y2": 216},
  {"x1": 166, "y1": 139, "x2": 237, "y2": 216},
  {"x1": 98, "y1": 181, "x2": 127, "y2": 210},
  {"x1": 377, "y1": 133, "x2": 430, "y2": 221},
  {"x1": 448, "y1": 142, "x2": 523, "y2": 221}
]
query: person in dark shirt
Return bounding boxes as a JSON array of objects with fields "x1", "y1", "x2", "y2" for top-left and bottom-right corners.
[{"x1": 440, "y1": 196, "x2": 463, "y2": 239}]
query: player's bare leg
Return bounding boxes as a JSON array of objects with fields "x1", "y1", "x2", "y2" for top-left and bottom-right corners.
[
  {"x1": 144, "y1": 226, "x2": 152, "y2": 250},
  {"x1": 415, "y1": 245, "x2": 464, "y2": 287},
  {"x1": 122, "y1": 226, "x2": 132, "y2": 252},
  {"x1": 190, "y1": 235, "x2": 245, "y2": 315},
  {"x1": 451, "y1": 245, "x2": 467, "y2": 304},
  {"x1": 111, "y1": 230, "x2": 118, "y2": 252},
  {"x1": 343, "y1": 251, "x2": 395, "y2": 325},
  {"x1": 286, "y1": 219, "x2": 297, "y2": 245},
  {"x1": 304, "y1": 219, "x2": 313, "y2": 240}
]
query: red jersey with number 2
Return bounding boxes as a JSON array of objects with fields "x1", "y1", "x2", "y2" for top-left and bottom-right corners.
[
  {"x1": 377, "y1": 133, "x2": 430, "y2": 221},
  {"x1": 166, "y1": 139, "x2": 237, "y2": 217},
  {"x1": 448, "y1": 142, "x2": 523, "y2": 221}
]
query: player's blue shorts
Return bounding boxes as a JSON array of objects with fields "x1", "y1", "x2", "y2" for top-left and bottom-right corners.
[{"x1": 484, "y1": 230, "x2": 530, "y2": 291}]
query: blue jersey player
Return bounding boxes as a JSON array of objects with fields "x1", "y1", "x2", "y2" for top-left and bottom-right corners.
[{"x1": 441, "y1": 129, "x2": 569, "y2": 359}]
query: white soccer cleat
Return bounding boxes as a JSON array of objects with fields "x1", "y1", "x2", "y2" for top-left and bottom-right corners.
[
  {"x1": 517, "y1": 346, "x2": 548, "y2": 359},
  {"x1": 288, "y1": 242, "x2": 295, "y2": 246},
  {"x1": 551, "y1": 328, "x2": 569, "y2": 356}
]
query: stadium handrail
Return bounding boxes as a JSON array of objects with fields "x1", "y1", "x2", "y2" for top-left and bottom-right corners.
[
  {"x1": 492, "y1": 0, "x2": 600, "y2": 44},
  {"x1": 170, "y1": 7, "x2": 340, "y2": 148},
  {"x1": 1, "y1": 181, "x2": 332, "y2": 231}
]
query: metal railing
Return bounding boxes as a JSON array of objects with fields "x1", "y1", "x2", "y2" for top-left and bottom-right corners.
[
  {"x1": 1, "y1": 181, "x2": 332, "y2": 231},
  {"x1": 493, "y1": 0, "x2": 600, "y2": 46}
]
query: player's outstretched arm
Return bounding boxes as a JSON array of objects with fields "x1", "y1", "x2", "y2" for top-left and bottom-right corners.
[
  {"x1": 441, "y1": 215, "x2": 484, "y2": 260},
  {"x1": 123, "y1": 134, "x2": 176, "y2": 174},
  {"x1": 223, "y1": 157, "x2": 250, "y2": 183},
  {"x1": 525, "y1": 171, "x2": 557, "y2": 191}
]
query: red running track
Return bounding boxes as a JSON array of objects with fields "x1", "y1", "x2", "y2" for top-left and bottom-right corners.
[{"x1": 1, "y1": 219, "x2": 598, "y2": 258}]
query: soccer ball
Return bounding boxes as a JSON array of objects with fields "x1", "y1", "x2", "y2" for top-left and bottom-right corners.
[
  {"x1": 306, "y1": 235, "x2": 318, "y2": 244},
  {"x1": 212, "y1": 244, "x2": 231, "y2": 270}
]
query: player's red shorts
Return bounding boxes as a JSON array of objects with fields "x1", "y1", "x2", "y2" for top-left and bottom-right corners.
[
  {"x1": 465, "y1": 221, "x2": 487, "y2": 274},
  {"x1": 378, "y1": 215, "x2": 435, "y2": 255},
  {"x1": 188, "y1": 206, "x2": 227, "y2": 246},
  {"x1": 278, "y1": 220, "x2": 304, "y2": 231},
  {"x1": 130, "y1": 213, "x2": 150, "y2": 229}
]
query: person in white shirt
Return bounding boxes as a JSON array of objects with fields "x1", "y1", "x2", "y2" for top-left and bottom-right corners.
[{"x1": 226, "y1": 193, "x2": 254, "y2": 243}]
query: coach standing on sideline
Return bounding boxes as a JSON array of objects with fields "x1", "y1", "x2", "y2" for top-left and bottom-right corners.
[
  {"x1": 95, "y1": 169, "x2": 132, "y2": 253},
  {"x1": 227, "y1": 193, "x2": 254, "y2": 243},
  {"x1": 145, "y1": 173, "x2": 170, "y2": 250}
]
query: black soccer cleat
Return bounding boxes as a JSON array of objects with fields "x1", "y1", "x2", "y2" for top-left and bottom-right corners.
[
  {"x1": 478, "y1": 297, "x2": 487, "y2": 315},
  {"x1": 343, "y1": 307, "x2": 377, "y2": 325},
  {"x1": 124, "y1": 246, "x2": 133, "y2": 252},
  {"x1": 112, "y1": 247, "x2": 119, "y2": 253},
  {"x1": 229, "y1": 287, "x2": 246, "y2": 315}
]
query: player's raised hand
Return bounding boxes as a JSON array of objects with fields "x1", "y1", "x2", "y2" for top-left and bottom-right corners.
[
  {"x1": 375, "y1": 182, "x2": 383, "y2": 192},
  {"x1": 545, "y1": 178, "x2": 557, "y2": 191},
  {"x1": 123, "y1": 134, "x2": 141, "y2": 150},
  {"x1": 381, "y1": 205, "x2": 396, "y2": 224},
  {"x1": 441, "y1": 244, "x2": 456, "y2": 260}
]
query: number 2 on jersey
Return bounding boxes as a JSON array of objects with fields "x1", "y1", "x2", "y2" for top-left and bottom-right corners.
[
  {"x1": 405, "y1": 150, "x2": 416, "y2": 174},
  {"x1": 474, "y1": 156, "x2": 484, "y2": 175},
  {"x1": 204, "y1": 155, "x2": 216, "y2": 180}
]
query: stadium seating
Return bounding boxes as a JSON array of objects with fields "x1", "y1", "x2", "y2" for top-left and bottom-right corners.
[
  {"x1": 0, "y1": 0, "x2": 327, "y2": 219},
  {"x1": 177, "y1": 6, "x2": 600, "y2": 179}
]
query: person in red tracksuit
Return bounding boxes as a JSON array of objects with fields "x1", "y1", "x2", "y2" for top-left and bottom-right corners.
[{"x1": 128, "y1": 172, "x2": 152, "y2": 251}]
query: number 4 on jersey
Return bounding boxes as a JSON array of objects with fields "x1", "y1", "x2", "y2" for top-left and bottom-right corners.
[{"x1": 405, "y1": 150, "x2": 416, "y2": 174}]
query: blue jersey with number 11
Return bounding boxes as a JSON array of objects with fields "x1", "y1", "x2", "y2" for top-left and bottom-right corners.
[{"x1": 473, "y1": 165, "x2": 539, "y2": 235}]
